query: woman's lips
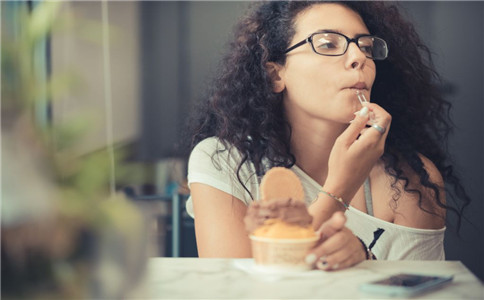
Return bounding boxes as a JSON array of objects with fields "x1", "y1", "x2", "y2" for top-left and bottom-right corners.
[{"x1": 348, "y1": 82, "x2": 367, "y2": 90}]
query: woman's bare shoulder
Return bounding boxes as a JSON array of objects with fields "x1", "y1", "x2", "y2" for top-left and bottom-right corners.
[{"x1": 371, "y1": 155, "x2": 446, "y2": 229}]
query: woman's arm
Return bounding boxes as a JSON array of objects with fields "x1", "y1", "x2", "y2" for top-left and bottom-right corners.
[
  {"x1": 191, "y1": 183, "x2": 252, "y2": 257},
  {"x1": 309, "y1": 103, "x2": 392, "y2": 229}
]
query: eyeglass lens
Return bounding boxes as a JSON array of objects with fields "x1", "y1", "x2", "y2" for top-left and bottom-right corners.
[{"x1": 312, "y1": 33, "x2": 387, "y2": 60}]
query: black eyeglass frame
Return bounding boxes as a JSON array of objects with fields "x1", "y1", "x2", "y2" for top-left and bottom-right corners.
[{"x1": 284, "y1": 31, "x2": 388, "y2": 60}]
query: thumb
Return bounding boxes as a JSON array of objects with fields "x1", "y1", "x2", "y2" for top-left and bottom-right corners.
[
  {"x1": 317, "y1": 211, "x2": 347, "y2": 241},
  {"x1": 339, "y1": 107, "x2": 370, "y2": 146}
]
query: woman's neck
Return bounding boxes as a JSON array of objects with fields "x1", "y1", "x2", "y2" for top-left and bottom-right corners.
[{"x1": 290, "y1": 118, "x2": 347, "y2": 186}]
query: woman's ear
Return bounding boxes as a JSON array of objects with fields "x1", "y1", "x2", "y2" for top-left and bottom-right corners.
[{"x1": 265, "y1": 62, "x2": 285, "y2": 93}]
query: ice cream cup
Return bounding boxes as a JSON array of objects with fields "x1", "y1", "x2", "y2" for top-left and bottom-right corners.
[{"x1": 249, "y1": 235, "x2": 319, "y2": 271}]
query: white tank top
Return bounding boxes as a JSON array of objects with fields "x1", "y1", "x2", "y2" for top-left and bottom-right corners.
[{"x1": 186, "y1": 137, "x2": 445, "y2": 260}]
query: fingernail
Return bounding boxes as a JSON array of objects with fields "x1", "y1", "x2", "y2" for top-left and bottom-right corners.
[
  {"x1": 316, "y1": 256, "x2": 328, "y2": 269},
  {"x1": 359, "y1": 106, "x2": 369, "y2": 117},
  {"x1": 305, "y1": 253, "x2": 317, "y2": 265}
]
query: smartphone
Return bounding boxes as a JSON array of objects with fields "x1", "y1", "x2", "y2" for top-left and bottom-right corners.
[{"x1": 359, "y1": 273, "x2": 454, "y2": 297}]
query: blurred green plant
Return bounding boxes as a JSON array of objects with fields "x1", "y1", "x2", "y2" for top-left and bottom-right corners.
[{"x1": 1, "y1": 1, "x2": 147, "y2": 299}]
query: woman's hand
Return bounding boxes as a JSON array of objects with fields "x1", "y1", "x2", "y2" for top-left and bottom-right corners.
[
  {"x1": 306, "y1": 212, "x2": 366, "y2": 271},
  {"x1": 324, "y1": 103, "x2": 392, "y2": 202}
]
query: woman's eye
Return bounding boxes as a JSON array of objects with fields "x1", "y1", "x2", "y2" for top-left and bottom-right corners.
[
  {"x1": 317, "y1": 42, "x2": 337, "y2": 49},
  {"x1": 360, "y1": 45, "x2": 373, "y2": 54}
]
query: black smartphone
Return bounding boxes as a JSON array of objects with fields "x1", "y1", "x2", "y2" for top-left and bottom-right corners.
[{"x1": 359, "y1": 273, "x2": 454, "y2": 297}]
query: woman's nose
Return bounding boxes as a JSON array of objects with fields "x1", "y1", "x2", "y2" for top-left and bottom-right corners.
[{"x1": 345, "y1": 42, "x2": 367, "y2": 70}]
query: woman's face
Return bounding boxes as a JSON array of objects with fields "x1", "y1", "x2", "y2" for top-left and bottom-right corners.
[{"x1": 279, "y1": 3, "x2": 376, "y2": 125}]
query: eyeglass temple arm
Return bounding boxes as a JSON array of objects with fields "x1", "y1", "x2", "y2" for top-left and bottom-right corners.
[{"x1": 284, "y1": 38, "x2": 310, "y2": 54}]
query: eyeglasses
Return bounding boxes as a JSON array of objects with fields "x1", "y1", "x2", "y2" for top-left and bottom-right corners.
[{"x1": 285, "y1": 31, "x2": 388, "y2": 60}]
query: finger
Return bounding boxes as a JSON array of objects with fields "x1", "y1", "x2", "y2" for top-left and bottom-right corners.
[
  {"x1": 326, "y1": 251, "x2": 364, "y2": 271},
  {"x1": 356, "y1": 105, "x2": 391, "y2": 145},
  {"x1": 316, "y1": 236, "x2": 366, "y2": 271},
  {"x1": 319, "y1": 230, "x2": 349, "y2": 255},
  {"x1": 306, "y1": 225, "x2": 348, "y2": 268},
  {"x1": 358, "y1": 121, "x2": 391, "y2": 147},
  {"x1": 319, "y1": 245, "x2": 353, "y2": 270},
  {"x1": 339, "y1": 107, "x2": 371, "y2": 146},
  {"x1": 351, "y1": 110, "x2": 376, "y2": 126},
  {"x1": 315, "y1": 244, "x2": 354, "y2": 271},
  {"x1": 362, "y1": 103, "x2": 392, "y2": 129},
  {"x1": 316, "y1": 211, "x2": 346, "y2": 241},
  {"x1": 311, "y1": 230, "x2": 349, "y2": 264},
  {"x1": 324, "y1": 237, "x2": 365, "y2": 269},
  {"x1": 358, "y1": 127, "x2": 370, "y2": 137}
]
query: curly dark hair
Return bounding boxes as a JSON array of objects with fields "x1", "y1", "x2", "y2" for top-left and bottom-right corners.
[{"x1": 186, "y1": 1, "x2": 470, "y2": 229}]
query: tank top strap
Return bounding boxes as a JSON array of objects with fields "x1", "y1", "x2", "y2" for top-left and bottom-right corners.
[{"x1": 363, "y1": 177, "x2": 374, "y2": 216}]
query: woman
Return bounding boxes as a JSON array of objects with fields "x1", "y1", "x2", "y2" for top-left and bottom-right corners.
[{"x1": 185, "y1": 1, "x2": 469, "y2": 270}]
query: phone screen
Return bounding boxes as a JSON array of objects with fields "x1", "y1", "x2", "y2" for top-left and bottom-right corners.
[
  {"x1": 360, "y1": 273, "x2": 454, "y2": 296},
  {"x1": 373, "y1": 274, "x2": 444, "y2": 287}
]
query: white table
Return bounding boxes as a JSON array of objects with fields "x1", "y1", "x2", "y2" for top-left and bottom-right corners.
[{"x1": 133, "y1": 258, "x2": 483, "y2": 299}]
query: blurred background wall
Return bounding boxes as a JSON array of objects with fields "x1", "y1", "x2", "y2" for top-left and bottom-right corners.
[
  {"x1": 138, "y1": 1, "x2": 250, "y2": 159},
  {"x1": 47, "y1": 1, "x2": 483, "y2": 279},
  {"x1": 51, "y1": 1, "x2": 140, "y2": 155}
]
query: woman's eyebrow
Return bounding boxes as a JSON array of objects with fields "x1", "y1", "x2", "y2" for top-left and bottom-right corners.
[
  {"x1": 313, "y1": 29, "x2": 342, "y2": 34},
  {"x1": 312, "y1": 29, "x2": 371, "y2": 37}
]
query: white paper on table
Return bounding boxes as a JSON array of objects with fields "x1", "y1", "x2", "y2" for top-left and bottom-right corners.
[{"x1": 232, "y1": 259, "x2": 326, "y2": 281}]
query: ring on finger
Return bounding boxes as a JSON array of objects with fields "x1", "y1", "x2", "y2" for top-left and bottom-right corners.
[{"x1": 371, "y1": 124, "x2": 386, "y2": 134}]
